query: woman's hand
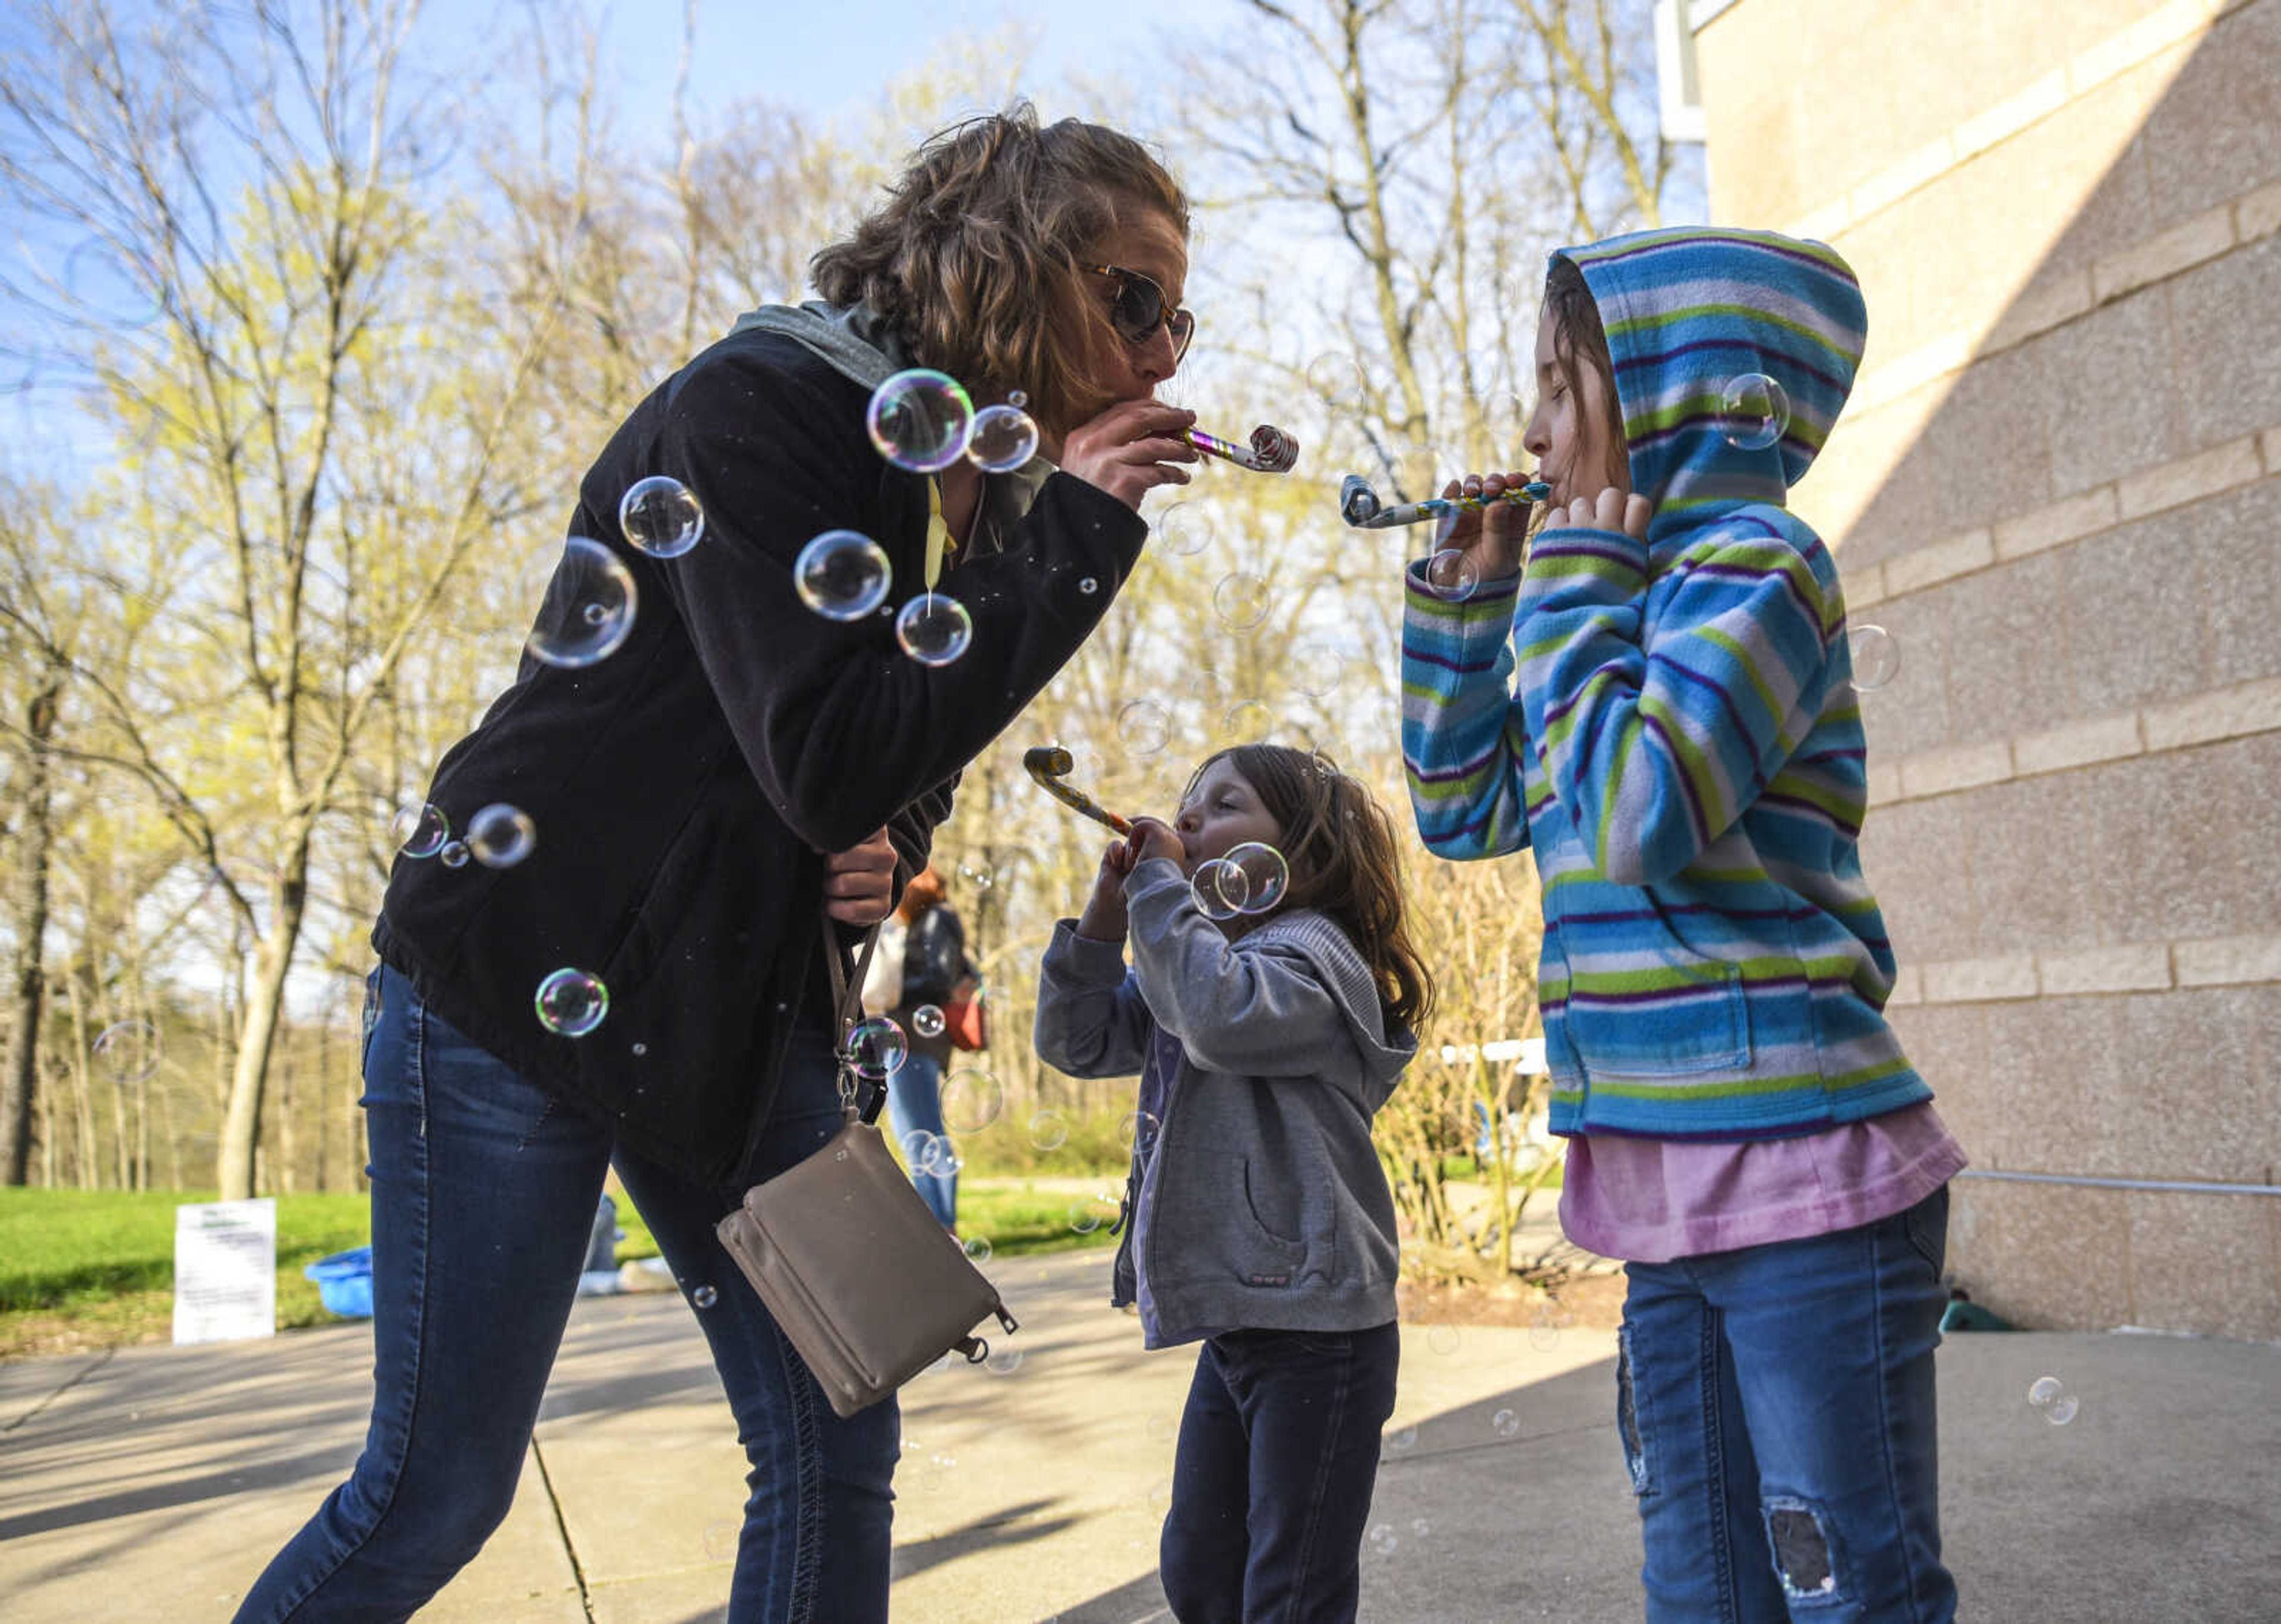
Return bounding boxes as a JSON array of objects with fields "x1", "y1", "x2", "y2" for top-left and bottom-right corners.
[
  {"x1": 1560, "y1": 486, "x2": 1654, "y2": 540},
  {"x1": 1076, "y1": 838, "x2": 1138, "y2": 942},
  {"x1": 1060, "y1": 399, "x2": 1199, "y2": 512},
  {"x1": 823, "y1": 828, "x2": 898, "y2": 925},
  {"x1": 1430, "y1": 470, "x2": 1535, "y2": 582},
  {"x1": 1123, "y1": 816, "x2": 1186, "y2": 869}
]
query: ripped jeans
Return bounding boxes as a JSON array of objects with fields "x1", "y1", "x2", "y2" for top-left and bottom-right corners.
[{"x1": 1615, "y1": 1186, "x2": 1955, "y2": 1623}]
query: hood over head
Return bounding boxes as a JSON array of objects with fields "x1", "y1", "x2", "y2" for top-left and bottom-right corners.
[{"x1": 1553, "y1": 226, "x2": 1867, "y2": 546}]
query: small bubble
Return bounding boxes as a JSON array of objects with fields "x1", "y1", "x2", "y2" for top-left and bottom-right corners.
[
  {"x1": 631, "y1": 1042, "x2": 647, "y2": 1057},
  {"x1": 1069, "y1": 1198, "x2": 1104, "y2": 1234},
  {"x1": 691, "y1": 1284, "x2": 718, "y2": 1309},
  {"x1": 1220, "y1": 842, "x2": 1289, "y2": 915},
  {"x1": 390, "y1": 801, "x2": 450, "y2": 859},
  {"x1": 467, "y1": 804, "x2": 537, "y2": 868},
  {"x1": 1212, "y1": 571, "x2": 1272, "y2": 631},
  {"x1": 1190, "y1": 859, "x2": 1245, "y2": 922},
  {"x1": 1117, "y1": 699, "x2": 1171, "y2": 758},
  {"x1": 1386, "y1": 1424, "x2": 1418, "y2": 1454},
  {"x1": 1155, "y1": 501, "x2": 1212, "y2": 557},
  {"x1": 1367, "y1": 1522, "x2": 1398, "y2": 1557},
  {"x1": 1007, "y1": 389, "x2": 1029, "y2": 409},
  {"x1": 1078, "y1": 576, "x2": 1098, "y2": 595},
  {"x1": 943, "y1": 1069, "x2": 1004, "y2": 1133},
  {"x1": 912, "y1": 1004, "x2": 946, "y2": 1039},
  {"x1": 985, "y1": 1348, "x2": 1024, "y2": 1376},
  {"x1": 1427, "y1": 1324, "x2": 1461, "y2": 1356},
  {"x1": 962, "y1": 1235, "x2": 993, "y2": 1264},
  {"x1": 1850, "y1": 624, "x2": 1901, "y2": 691},
  {"x1": 438, "y1": 840, "x2": 470, "y2": 869},
  {"x1": 1411, "y1": 1518, "x2": 1430, "y2": 1538},
  {"x1": 1119, "y1": 1111, "x2": 1161, "y2": 1156},
  {"x1": 535, "y1": 968, "x2": 609, "y2": 1037},
  {"x1": 1220, "y1": 699, "x2": 1274, "y2": 743},
  {"x1": 965, "y1": 400, "x2": 1040, "y2": 473},
  {"x1": 1492, "y1": 1408, "x2": 1521, "y2": 1439},
  {"x1": 1719, "y1": 372, "x2": 1791, "y2": 451},
  {"x1": 582, "y1": 602, "x2": 608, "y2": 626},
  {"x1": 618, "y1": 475, "x2": 704, "y2": 558},
  {"x1": 702, "y1": 1519, "x2": 737, "y2": 1561},
  {"x1": 896, "y1": 592, "x2": 974, "y2": 666},
  {"x1": 848, "y1": 1016, "x2": 908, "y2": 1079},
  {"x1": 92, "y1": 1020, "x2": 160, "y2": 1085},
  {"x1": 795, "y1": 530, "x2": 892, "y2": 621},
  {"x1": 1424, "y1": 548, "x2": 1481, "y2": 602},
  {"x1": 1029, "y1": 1109, "x2": 1069, "y2": 1151}
]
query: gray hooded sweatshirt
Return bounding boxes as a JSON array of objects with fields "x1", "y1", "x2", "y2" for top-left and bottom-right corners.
[{"x1": 1034, "y1": 858, "x2": 1417, "y2": 1348}]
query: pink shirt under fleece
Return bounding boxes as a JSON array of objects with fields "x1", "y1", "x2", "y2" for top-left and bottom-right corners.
[{"x1": 1559, "y1": 1102, "x2": 1969, "y2": 1265}]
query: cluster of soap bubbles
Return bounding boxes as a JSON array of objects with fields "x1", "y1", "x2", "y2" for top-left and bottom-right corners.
[
  {"x1": 2027, "y1": 1375, "x2": 2079, "y2": 1426},
  {"x1": 1190, "y1": 841, "x2": 1291, "y2": 922},
  {"x1": 792, "y1": 371, "x2": 1045, "y2": 668}
]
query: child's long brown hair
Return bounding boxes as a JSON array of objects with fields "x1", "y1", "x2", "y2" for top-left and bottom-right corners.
[
  {"x1": 1543, "y1": 255, "x2": 1629, "y2": 491},
  {"x1": 1185, "y1": 745, "x2": 1436, "y2": 1036}
]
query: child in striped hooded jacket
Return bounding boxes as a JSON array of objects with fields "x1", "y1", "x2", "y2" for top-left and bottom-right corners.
[{"x1": 1400, "y1": 228, "x2": 1967, "y2": 1622}]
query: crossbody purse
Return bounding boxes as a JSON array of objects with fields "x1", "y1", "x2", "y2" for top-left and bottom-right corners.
[{"x1": 713, "y1": 915, "x2": 1016, "y2": 1418}]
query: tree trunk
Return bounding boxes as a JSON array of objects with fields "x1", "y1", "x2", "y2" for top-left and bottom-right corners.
[
  {"x1": 216, "y1": 858, "x2": 310, "y2": 1201},
  {"x1": 0, "y1": 678, "x2": 60, "y2": 1184}
]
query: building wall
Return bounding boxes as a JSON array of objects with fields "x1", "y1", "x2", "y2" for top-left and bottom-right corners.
[{"x1": 1693, "y1": 0, "x2": 2281, "y2": 1338}]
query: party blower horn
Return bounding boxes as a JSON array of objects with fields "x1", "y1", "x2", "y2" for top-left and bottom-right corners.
[
  {"x1": 1022, "y1": 746, "x2": 1133, "y2": 835},
  {"x1": 1338, "y1": 473, "x2": 1551, "y2": 529},
  {"x1": 1187, "y1": 423, "x2": 1301, "y2": 473}
]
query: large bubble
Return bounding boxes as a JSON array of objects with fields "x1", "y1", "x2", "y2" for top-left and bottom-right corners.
[
  {"x1": 1718, "y1": 372, "x2": 1791, "y2": 451},
  {"x1": 467, "y1": 804, "x2": 536, "y2": 868},
  {"x1": 867, "y1": 369, "x2": 974, "y2": 473},
  {"x1": 535, "y1": 968, "x2": 609, "y2": 1037},
  {"x1": 896, "y1": 593, "x2": 974, "y2": 666},
  {"x1": 527, "y1": 536, "x2": 637, "y2": 668},
  {"x1": 966, "y1": 400, "x2": 1040, "y2": 473}
]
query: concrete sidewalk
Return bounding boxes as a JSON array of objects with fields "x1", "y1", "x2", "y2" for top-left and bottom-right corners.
[{"x1": 2, "y1": 1248, "x2": 2276, "y2": 1622}]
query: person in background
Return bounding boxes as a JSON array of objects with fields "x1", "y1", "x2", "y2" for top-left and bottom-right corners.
[{"x1": 883, "y1": 864, "x2": 971, "y2": 1228}]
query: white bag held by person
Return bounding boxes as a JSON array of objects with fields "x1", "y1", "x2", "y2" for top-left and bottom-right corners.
[{"x1": 861, "y1": 915, "x2": 906, "y2": 1015}]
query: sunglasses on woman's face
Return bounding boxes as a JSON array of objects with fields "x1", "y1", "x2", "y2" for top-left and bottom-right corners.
[{"x1": 1082, "y1": 263, "x2": 1195, "y2": 364}]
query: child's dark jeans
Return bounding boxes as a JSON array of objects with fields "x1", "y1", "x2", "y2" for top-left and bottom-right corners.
[{"x1": 1160, "y1": 1320, "x2": 1401, "y2": 1623}]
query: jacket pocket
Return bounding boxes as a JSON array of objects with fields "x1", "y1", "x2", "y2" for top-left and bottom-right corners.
[{"x1": 1157, "y1": 1154, "x2": 1307, "y2": 1288}]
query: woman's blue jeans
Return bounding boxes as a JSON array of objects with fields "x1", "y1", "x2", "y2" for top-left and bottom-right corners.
[
  {"x1": 1617, "y1": 1186, "x2": 1957, "y2": 1623},
  {"x1": 882, "y1": 1050, "x2": 955, "y2": 1228},
  {"x1": 234, "y1": 964, "x2": 899, "y2": 1623}
]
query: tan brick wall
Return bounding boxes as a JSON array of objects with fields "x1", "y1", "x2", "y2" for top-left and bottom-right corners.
[{"x1": 1694, "y1": 0, "x2": 2281, "y2": 1337}]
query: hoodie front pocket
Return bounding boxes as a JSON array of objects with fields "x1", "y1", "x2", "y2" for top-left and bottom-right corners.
[{"x1": 1157, "y1": 1154, "x2": 1306, "y2": 1288}]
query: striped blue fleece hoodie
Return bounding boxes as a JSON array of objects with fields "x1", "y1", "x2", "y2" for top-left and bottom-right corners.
[{"x1": 1400, "y1": 226, "x2": 1932, "y2": 1140}]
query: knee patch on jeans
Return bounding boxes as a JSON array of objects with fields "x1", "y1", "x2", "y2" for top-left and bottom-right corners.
[
  {"x1": 1616, "y1": 1326, "x2": 1650, "y2": 1496},
  {"x1": 1762, "y1": 1496, "x2": 1843, "y2": 1604}
]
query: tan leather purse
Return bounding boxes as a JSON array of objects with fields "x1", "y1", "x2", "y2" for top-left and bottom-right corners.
[{"x1": 714, "y1": 918, "x2": 1015, "y2": 1418}]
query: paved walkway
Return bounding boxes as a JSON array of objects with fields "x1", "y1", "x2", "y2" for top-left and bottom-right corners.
[{"x1": 3, "y1": 1248, "x2": 2276, "y2": 1622}]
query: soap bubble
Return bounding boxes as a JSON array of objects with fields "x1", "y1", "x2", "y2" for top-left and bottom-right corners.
[
  {"x1": 794, "y1": 530, "x2": 891, "y2": 621},
  {"x1": 2027, "y1": 1375, "x2": 2079, "y2": 1424},
  {"x1": 1119, "y1": 1110, "x2": 1161, "y2": 1156},
  {"x1": 966, "y1": 401, "x2": 1039, "y2": 473},
  {"x1": 1492, "y1": 1408, "x2": 1521, "y2": 1440},
  {"x1": 1028, "y1": 1109, "x2": 1069, "y2": 1151},
  {"x1": 1155, "y1": 501, "x2": 1212, "y2": 557},
  {"x1": 527, "y1": 536, "x2": 637, "y2": 668},
  {"x1": 896, "y1": 593, "x2": 974, "y2": 666},
  {"x1": 901, "y1": 1129, "x2": 940, "y2": 1170},
  {"x1": 702, "y1": 1519, "x2": 736, "y2": 1561},
  {"x1": 1530, "y1": 1308, "x2": 1562, "y2": 1350},
  {"x1": 1220, "y1": 699, "x2": 1274, "y2": 743},
  {"x1": 618, "y1": 475, "x2": 703, "y2": 558},
  {"x1": 1850, "y1": 624, "x2": 1901, "y2": 691},
  {"x1": 1219, "y1": 842, "x2": 1290, "y2": 915},
  {"x1": 1190, "y1": 858, "x2": 1244, "y2": 922},
  {"x1": 912, "y1": 1004, "x2": 946, "y2": 1040},
  {"x1": 1385, "y1": 1424, "x2": 1417, "y2": 1454},
  {"x1": 985, "y1": 1348, "x2": 1025, "y2": 1376},
  {"x1": 1117, "y1": 699, "x2": 1172, "y2": 757},
  {"x1": 1291, "y1": 640, "x2": 1345, "y2": 699},
  {"x1": 867, "y1": 368, "x2": 974, "y2": 473},
  {"x1": 848, "y1": 1016, "x2": 908, "y2": 1079},
  {"x1": 943, "y1": 1069, "x2": 1004, "y2": 1133},
  {"x1": 691, "y1": 1284, "x2": 718, "y2": 1309},
  {"x1": 1212, "y1": 572, "x2": 1272, "y2": 630},
  {"x1": 1068, "y1": 1199, "x2": 1102, "y2": 1234},
  {"x1": 1427, "y1": 1324, "x2": 1461, "y2": 1356},
  {"x1": 438, "y1": 841, "x2": 470, "y2": 869},
  {"x1": 1423, "y1": 548, "x2": 1480, "y2": 602},
  {"x1": 467, "y1": 803, "x2": 537, "y2": 868},
  {"x1": 1078, "y1": 576, "x2": 1098, "y2": 596},
  {"x1": 535, "y1": 968, "x2": 609, "y2": 1037},
  {"x1": 962, "y1": 1236, "x2": 993, "y2": 1264},
  {"x1": 919, "y1": 1135, "x2": 962, "y2": 1177},
  {"x1": 1411, "y1": 1518, "x2": 1431, "y2": 1538},
  {"x1": 1306, "y1": 350, "x2": 1363, "y2": 399},
  {"x1": 391, "y1": 802, "x2": 450, "y2": 859},
  {"x1": 92, "y1": 1020, "x2": 159, "y2": 1085},
  {"x1": 1367, "y1": 1523, "x2": 1398, "y2": 1557},
  {"x1": 1718, "y1": 372, "x2": 1791, "y2": 451}
]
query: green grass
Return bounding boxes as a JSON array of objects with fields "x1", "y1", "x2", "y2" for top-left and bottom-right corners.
[{"x1": 1, "y1": 1176, "x2": 1119, "y2": 1359}]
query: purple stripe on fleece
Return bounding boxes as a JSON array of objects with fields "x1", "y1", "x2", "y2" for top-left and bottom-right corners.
[
  {"x1": 1616, "y1": 338, "x2": 1851, "y2": 397},
  {"x1": 1569, "y1": 968, "x2": 1813, "y2": 1007},
  {"x1": 1412, "y1": 736, "x2": 1507, "y2": 784},
  {"x1": 1647, "y1": 650, "x2": 1774, "y2": 803},
  {"x1": 1683, "y1": 558, "x2": 1826, "y2": 634},
  {"x1": 1639, "y1": 708, "x2": 1714, "y2": 849},
  {"x1": 1754, "y1": 791, "x2": 1860, "y2": 838},
  {"x1": 1405, "y1": 644, "x2": 1502, "y2": 678},
  {"x1": 1634, "y1": 416, "x2": 1827, "y2": 459},
  {"x1": 1530, "y1": 537, "x2": 1650, "y2": 574}
]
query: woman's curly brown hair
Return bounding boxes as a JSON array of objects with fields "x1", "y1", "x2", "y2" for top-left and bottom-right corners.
[
  {"x1": 1184, "y1": 745, "x2": 1438, "y2": 1037},
  {"x1": 810, "y1": 103, "x2": 1189, "y2": 436}
]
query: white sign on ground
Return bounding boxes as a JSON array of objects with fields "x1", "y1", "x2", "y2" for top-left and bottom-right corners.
[{"x1": 173, "y1": 1198, "x2": 277, "y2": 1345}]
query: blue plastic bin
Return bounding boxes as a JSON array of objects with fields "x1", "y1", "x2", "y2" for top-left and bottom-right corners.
[{"x1": 304, "y1": 1246, "x2": 375, "y2": 1318}]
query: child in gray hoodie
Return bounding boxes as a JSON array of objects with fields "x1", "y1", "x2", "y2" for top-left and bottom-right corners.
[{"x1": 1035, "y1": 743, "x2": 1433, "y2": 1624}]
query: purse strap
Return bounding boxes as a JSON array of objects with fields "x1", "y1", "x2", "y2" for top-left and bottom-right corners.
[{"x1": 820, "y1": 914, "x2": 889, "y2": 1126}]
